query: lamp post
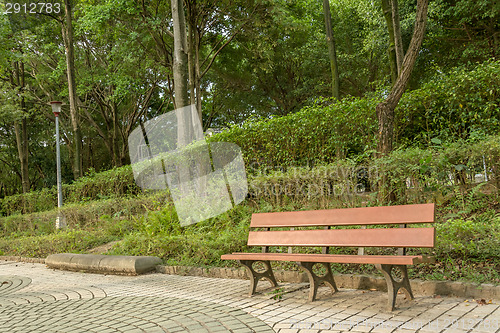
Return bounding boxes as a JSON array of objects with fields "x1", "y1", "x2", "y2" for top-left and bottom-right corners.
[{"x1": 50, "y1": 101, "x2": 66, "y2": 229}]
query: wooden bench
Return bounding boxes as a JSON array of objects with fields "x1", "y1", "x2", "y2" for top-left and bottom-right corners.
[{"x1": 221, "y1": 203, "x2": 436, "y2": 311}]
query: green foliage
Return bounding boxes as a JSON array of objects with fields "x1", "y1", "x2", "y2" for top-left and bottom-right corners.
[
  {"x1": 436, "y1": 214, "x2": 500, "y2": 260},
  {"x1": 269, "y1": 287, "x2": 285, "y2": 300},
  {"x1": 423, "y1": 191, "x2": 500, "y2": 284},
  {"x1": 210, "y1": 61, "x2": 499, "y2": 173},
  {"x1": 65, "y1": 166, "x2": 140, "y2": 202},
  {"x1": 0, "y1": 191, "x2": 168, "y2": 237},
  {"x1": 109, "y1": 204, "x2": 253, "y2": 265},
  {"x1": 0, "y1": 165, "x2": 141, "y2": 216},
  {"x1": 397, "y1": 60, "x2": 500, "y2": 144},
  {"x1": 0, "y1": 165, "x2": 498, "y2": 284},
  {"x1": 0, "y1": 229, "x2": 117, "y2": 258},
  {"x1": 372, "y1": 136, "x2": 500, "y2": 204},
  {"x1": 211, "y1": 96, "x2": 379, "y2": 169},
  {"x1": 424, "y1": 0, "x2": 499, "y2": 69},
  {"x1": 248, "y1": 159, "x2": 364, "y2": 208}
]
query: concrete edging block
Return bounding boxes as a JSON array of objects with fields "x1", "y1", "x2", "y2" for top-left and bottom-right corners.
[
  {"x1": 156, "y1": 265, "x2": 500, "y2": 300},
  {"x1": 46, "y1": 253, "x2": 162, "y2": 275}
]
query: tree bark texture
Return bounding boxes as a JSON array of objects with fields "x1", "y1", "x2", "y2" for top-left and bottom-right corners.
[
  {"x1": 171, "y1": 0, "x2": 193, "y2": 197},
  {"x1": 377, "y1": 0, "x2": 429, "y2": 157},
  {"x1": 11, "y1": 61, "x2": 30, "y2": 195},
  {"x1": 323, "y1": 0, "x2": 340, "y2": 99},
  {"x1": 62, "y1": 0, "x2": 82, "y2": 179},
  {"x1": 376, "y1": 0, "x2": 429, "y2": 202},
  {"x1": 391, "y1": 0, "x2": 404, "y2": 75},
  {"x1": 171, "y1": 0, "x2": 189, "y2": 110},
  {"x1": 381, "y1": 0, "x2": 398, "y2": 85}
]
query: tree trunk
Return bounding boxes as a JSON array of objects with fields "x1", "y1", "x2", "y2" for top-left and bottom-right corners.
[
  {"x1": 381, "y1": 0, "x2": 398, "y2": 84},
  {"x1": 171, "y1": 0, "x2": 189, "y2": 110},
  {"x1": 171, "y1": 0, "x2": 193, "y2": 199},
  {"x1": 377, "y1": 0, "x2": 429, "y2": 156},
  {"x1": 62, "y1": 0, "x2": 82, "y2": 180},
  {"x1": 194, "y1": 24, "x2": 202, "y2": 122},
  {"x1": 323, "y1": 0, "x2": 340, "y2": 99},
  {"x1": 185, "y1": 1, "x2": 203, "y2": 123},
  {"x1": 12, "y1": 61, "x2": 30, "y2": 195},
  {"x1": 377, "y1": 0, "x2": 429, "y2": 201},
  {"x1": 13, "y1": 120, "x2": 29, "y2": 193},
  {"x1": 187, "y1": 8, "x2": 196, "y2": 107},
  {"x1": 391, "y1": 0, "x2": 404, "y2": 75},
  {"x1": 112, "y1": 102, "x2": 121, "y2": 167}
]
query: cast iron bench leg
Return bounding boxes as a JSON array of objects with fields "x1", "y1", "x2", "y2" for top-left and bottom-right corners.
[
  {"x1": 298, "y1": 262, "x2": 338, "y2": 302},
  {"x1": 375, "y1": 264, "x2": 414, "y2": 311},
  {"x1": 238, "y1": 260, "x2": 278, "y2": 296}
]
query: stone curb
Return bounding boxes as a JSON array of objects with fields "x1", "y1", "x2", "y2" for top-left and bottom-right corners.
[
  {"x1": 1, "y1": 256, "x2": 498, "y2": 300},
  {"x1": 0, "y1": 256, "x2": 45, "y2": 264},
  {"x1": 45, "y1": 253, "x2": 162, "y2": 275},
  {"x1": 156, "y1": 265, "x2": 500, "y2": 300}
]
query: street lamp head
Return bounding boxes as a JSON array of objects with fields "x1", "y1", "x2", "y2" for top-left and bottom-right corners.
[{"x1": 50, "y1": 101, "x2": 63, "y2": 116}]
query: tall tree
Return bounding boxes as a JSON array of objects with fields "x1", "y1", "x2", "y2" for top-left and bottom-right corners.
[
  {"x1": 322, "y1": 0, "x2": 340, "y2": 99},
  {"x1": 391, "y1": 0, "x2": 404, "y2": 75},
  {"x1": 61, "y1": 0, "x2": 82, "y2": 179},
  {"x1": 171, "y1": 0, "x2": 189, "y2": 110},
  {"x1": 381, "y1": 0, "x2": 398, "y2": 84},
  {"x1": 11, "y1": 61, "x2": 30, "y2": 194},
  {"x1": 377, "y1": 0, "x2": 429, "y2": 157}
]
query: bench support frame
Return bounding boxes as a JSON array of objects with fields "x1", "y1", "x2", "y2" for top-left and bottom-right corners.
[
  {"x1": 375, "y1": 264, "x2": 414, "y2": 311},
  {"x1": 298, "y1": 262, "x2": 338, "y2": 302},
  {"x1": 238, "y1": 260, "x2": 278, "y2": 296}
]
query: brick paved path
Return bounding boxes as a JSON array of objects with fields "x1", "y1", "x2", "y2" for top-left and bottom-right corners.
[{"x1": 1, "y1": 261, "x2": 499, "y2": 333}]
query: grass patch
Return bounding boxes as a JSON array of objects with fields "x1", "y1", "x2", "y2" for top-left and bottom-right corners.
[
  {"x1": 0, "y1": 229, "x2": 117, "y2": 258},
  {"x1": 0, "y1": 182, "x2": 498, "y2": 285}
]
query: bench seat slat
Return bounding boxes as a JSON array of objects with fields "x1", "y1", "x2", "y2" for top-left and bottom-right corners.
[
  {"x1": 221, "y1": 253, "x2": 435, "y2": 265},
  {"x1": 251, "y1": 203, "x2": 435, "y2": 228},
  {"x1": 247, "y1": 227, "x2": 435, "y2": 248}
]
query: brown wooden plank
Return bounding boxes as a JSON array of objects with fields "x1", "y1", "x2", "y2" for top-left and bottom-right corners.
[
  {"x1": 221, "y1": 253, "x2": 434, "y2": 265},
  {"x1": 247, "y1": 227, "x2": 435, "y2": 248},
  {"x1": 250, "y1": 203, "x2": 435, "y2": 228}
]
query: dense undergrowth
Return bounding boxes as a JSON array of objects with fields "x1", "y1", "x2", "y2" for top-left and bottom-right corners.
[
  {"x1": 0, "y1": 179, "x2": 498, "y2": 285},
  {"x1": 0, "y1": 61, "x2": 499, "y2": 284},
  {"x1": 3, "y1": 60, "x2": 499, "y2": 216},
  {"x1": 0, "y1": 136, "x2": 498, "y2": 284}
]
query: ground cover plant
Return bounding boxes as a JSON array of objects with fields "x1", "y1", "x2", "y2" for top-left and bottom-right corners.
[
  {"x1": 1, "y1": 151, "x2": 498, "y2": 285},
  {"x1": 1, "y1": 0, "x2": 499, "y2": 294}
]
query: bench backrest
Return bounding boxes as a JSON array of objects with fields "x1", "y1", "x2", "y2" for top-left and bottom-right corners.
[{"x1": 248, "y1": 203, "x2": 435, "y2": 248}]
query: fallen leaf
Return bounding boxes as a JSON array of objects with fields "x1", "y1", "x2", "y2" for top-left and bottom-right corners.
[
  {"x1": 1, "y1": 281, "x2": 8, "y2": 285},
  {"x1": 476, "y1": 299, "x2": 487, "y2": 305}
]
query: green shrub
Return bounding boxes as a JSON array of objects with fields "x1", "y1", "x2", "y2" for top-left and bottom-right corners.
[
  {"x1": 0, "y1": 165, "x2": 140, "y2": 216},
  {"x1": 436, "y1": 215, "x2": 500, "y2": 259},
  {"x1": 0, "y1": 229, "x2": 116, "y2": 258},
  {"x1": 109, "y1": 204, "x2": 253, "y2": 266},
  {"x1": 0, "y1": 191, "x2": 170, "y2": 238},
  {"x1": 211, "y1": 96, "x2": 379, "y2": 170},
  {"x1": 248, "y1": 159, "x2": 366, "y2": 207},
  {"x1": 397, "y1": 60, "x2": 500, "y2": 145},
  {"x1": 371, "y1": 135, "x2": 500, "y2": 204}
]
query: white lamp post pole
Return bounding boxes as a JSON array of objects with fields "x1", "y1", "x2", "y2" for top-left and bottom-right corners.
[{"x1": 50, "y1": 101, "x2": 65, "y2": 228}]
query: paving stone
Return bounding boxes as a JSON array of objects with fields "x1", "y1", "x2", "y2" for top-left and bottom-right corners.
[{"x1": 0, "y1": 262, "x2": 498, "y2": 333}]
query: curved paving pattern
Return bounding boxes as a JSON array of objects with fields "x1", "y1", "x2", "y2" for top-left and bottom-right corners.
[
  {"x1": 0, "y1": 261, "x2": 499, "y2": 333},
  {"x1": 0, "y1": 296, "x2": 274, "y2": 333},
  {"x1": 0, "y1": 275, "x2": 107, "y2": 307},
  {"x1": 0, "y1": 276, "x2": 31, "y2": 294}
]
